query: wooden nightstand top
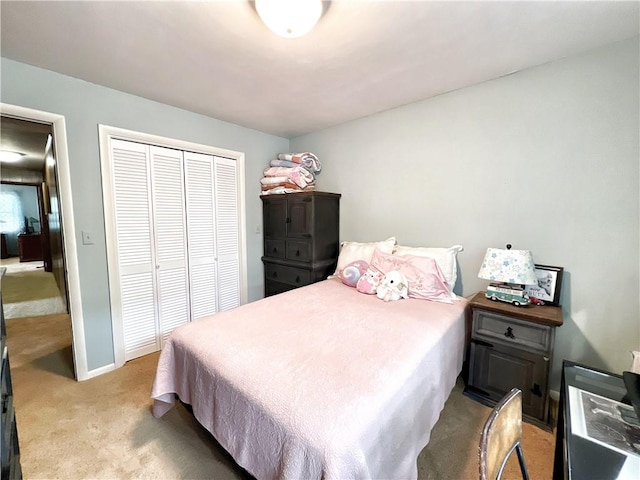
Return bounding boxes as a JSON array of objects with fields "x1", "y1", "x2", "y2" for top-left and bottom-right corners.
[{"x1": 469, "y1": 292, "x2": 563, "y2": 328}]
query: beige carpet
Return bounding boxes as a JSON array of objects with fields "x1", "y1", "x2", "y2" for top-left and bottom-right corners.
[
  {"x1": 6, "y1": 314, "x2": 555, "y2": 479},
  {"x1": 1, "y1": 259, "x2": 66, "y2": 319}
]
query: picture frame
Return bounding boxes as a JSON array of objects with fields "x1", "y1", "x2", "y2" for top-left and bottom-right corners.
[{"x1": 524, "y1": 264, "x2": 564, "y2": 306}]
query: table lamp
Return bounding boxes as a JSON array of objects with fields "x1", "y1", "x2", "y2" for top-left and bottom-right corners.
[{"x1": 478, "y1": 244, "x2": 537, "y2": 306}]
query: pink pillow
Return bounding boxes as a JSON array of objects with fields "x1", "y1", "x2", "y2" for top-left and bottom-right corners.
[
  {"x1": 340, "y1": 260, "x2": 369, "y2": 287},
  {"x1": 370, "y1": 248, "x2": 452, "y2": 303}
]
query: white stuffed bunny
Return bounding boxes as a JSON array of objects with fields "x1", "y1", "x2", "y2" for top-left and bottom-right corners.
[{"x1": 376, "y1": 270, "x2": 409, "y2": 302}]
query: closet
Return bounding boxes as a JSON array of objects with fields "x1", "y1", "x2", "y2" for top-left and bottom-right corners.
[{"x1": 102, "y1": 136, "x2": 242, "y2": 364}]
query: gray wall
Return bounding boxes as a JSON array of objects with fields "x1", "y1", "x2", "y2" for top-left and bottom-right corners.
[
  {"x1": 2, "y1": 37, "x2": 638, "y2": 386},
  {"x1": 1, "y1": 58, "x2": 288, "y2": 371},
  {"x1": 291, "y1": 38, "x2": 640, "y2": 389}
]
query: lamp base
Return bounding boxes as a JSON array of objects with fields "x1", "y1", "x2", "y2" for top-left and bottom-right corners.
[{"x1": 484, "y1": 282, "x2": 531, "y2": 307}]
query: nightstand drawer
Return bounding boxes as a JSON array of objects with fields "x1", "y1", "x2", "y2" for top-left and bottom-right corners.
[
  {"x1": 264, "y1": 263, "x2": 311, "y2": 287},
  {"x1": 473, "y1": 310, "x2": 552, "y2": 353}
]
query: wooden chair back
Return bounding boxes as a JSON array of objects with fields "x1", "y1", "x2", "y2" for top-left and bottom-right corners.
[{"x1": 479, "y1": 388, "x2": 529, "y2": 480}]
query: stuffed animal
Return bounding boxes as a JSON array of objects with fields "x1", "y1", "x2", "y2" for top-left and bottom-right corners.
[
  {"x1": 356, "y1": 268, "x2": 383, "y2": 294},
  {"x1": 376, "y1": 270, "x2": 409, "y2": 302},
  {"x1": 340, "y1": 260, "x2": 369, "y2": 287}
]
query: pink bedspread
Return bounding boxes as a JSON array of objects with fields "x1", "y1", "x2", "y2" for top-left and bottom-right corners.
[{"x1": 151, "y1": 278, "x2": 468, "y2": 479}]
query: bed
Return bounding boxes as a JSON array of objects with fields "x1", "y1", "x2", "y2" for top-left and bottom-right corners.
[{"x1": 151, "y1": 272, "x2": 468, "y2": 480}]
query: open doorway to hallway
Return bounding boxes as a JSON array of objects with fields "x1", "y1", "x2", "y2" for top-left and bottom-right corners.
[{"x1": 0, "y1": 114, "x2": 74, "y2": 379}]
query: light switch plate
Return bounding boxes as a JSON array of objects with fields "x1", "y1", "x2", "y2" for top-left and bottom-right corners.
[{"x1": 82, "y1": 231, "x2": 94, "y2": 245}]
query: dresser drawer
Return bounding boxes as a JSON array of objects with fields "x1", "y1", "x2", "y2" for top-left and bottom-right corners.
[
  {"x1": 264, "y1": 239, "x2": 285, "y2": 259},
  {"x1": 265, "y1": 280, "x2": 296, "y2": 297},
  {"x1": 473, "y1": 310, "x2": 553, "y2": 353},
  {"x1": 264, "y1": 263, "x2": 311, "y2": 287},
  {"x1": 286, "y1": 240, "x2": 312, "y2": 262}
]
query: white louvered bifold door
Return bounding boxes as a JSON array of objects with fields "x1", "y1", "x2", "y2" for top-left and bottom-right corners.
[
  {"x1": 110, "y1": 139, "x2": 159, "y2": 361},
  {"x1": 214, "y1": 156, "x2": 241, "y2": 311},
  {"x1": 184, "y1": 151, "x2": 218, "y2": 320},
  {"x1": 150, "y1": 146, "x2": 191, "y2": 344}
]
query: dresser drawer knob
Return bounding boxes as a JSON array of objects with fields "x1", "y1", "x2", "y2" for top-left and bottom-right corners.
[
  {"x1": 272, "y1": 271, "x2": 278, "y2": 278},
  {"x1": 272, "y1": 247, "x2": 278, "y2": 253},
  {"x1": 504, "y1": 327, "x2": 515, "y2": 339},
  {"x1": 295, "y1": 276, "x2": 300, "y2": 283},
  {"x1": 295, "y1": 250, "x2": 300, "y2": 256}
]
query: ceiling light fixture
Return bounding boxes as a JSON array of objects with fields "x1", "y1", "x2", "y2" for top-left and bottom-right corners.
[
  {"x1": 0, "y1": 150, "x2": 25, "y2": 163},
  {"x1": 255, "y1": 0, "x2": 323, "y2": 38}
]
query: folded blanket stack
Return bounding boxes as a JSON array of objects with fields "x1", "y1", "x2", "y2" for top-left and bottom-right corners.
[{"x1": 261, "y1": 152, "x2": 322, "y2": 195}]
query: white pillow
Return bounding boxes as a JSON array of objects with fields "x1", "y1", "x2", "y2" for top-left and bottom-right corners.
[
  {"x1": 393, "y1": 244, "x2": 463, "y2": 295},
  {"x1": 334, "y1": 237, "x2": 396, "y2": 275}
]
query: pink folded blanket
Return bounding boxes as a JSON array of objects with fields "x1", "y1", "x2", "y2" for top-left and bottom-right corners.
[{"x1": 263, "y1": 166, "x2": 315, "y2": 188}]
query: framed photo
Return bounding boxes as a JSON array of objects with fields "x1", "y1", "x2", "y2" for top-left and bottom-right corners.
[{"x1": 524, "y1": 264, "x2": 563, "y2": 306}]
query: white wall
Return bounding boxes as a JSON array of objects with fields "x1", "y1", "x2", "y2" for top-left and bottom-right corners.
[{"x1": 291, "y1": 38, "x2": 640, "y2": 389}]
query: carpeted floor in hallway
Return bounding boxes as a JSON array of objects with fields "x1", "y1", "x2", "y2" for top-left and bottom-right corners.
[
  {"x1": 1, "y1": 258, "x2": 66, "y2": 318},
  {"x1": 6, "y1": 314, "x2": 555, "y2": 479}
]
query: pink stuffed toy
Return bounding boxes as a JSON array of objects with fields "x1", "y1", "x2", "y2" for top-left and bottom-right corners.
[
  {"x1": 356, "y1": 268, "x2": 383, "y2": 295},
  {"x1": 340, "y1": 260, "x2": 369, "y2": 287}
]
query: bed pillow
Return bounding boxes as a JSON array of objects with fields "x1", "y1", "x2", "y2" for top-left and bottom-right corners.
[
  {"x1": 334, "y1": 237, "x2": 396, "y2": 276},
  {"x1": 370, "y1": 248, "x2": 452, "y2": 303},
  {"x1": 393, "y1": 244, "x2": 463, "y2": 295},
  {"x1": 340, "y1": 260, "x2": 369, "y2": 287}
]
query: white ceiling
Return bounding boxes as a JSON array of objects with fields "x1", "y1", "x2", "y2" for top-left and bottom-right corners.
[{"x1": 1, "y1": 1, "x2": 639, "y2": 139}]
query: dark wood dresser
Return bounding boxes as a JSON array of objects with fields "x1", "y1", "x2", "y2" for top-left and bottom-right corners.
[
  {"x1": 17, "y1": 234, "x2": 43, "y2": 262},
  {"x1": 261, "y1": 192, "x2": 340, "y2": 297}
]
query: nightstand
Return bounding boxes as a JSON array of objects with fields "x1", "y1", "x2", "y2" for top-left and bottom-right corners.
[{"x1": 464, "y1": 292, "x2": 563, "y2": 429}]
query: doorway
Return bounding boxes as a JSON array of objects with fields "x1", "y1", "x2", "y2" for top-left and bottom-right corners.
[
  {"x1": 1, "y1": 117, "x2": 72, "y2": 378},
  {"x1": 1, "y1": 103, "x2": 87, "y2": 381}
]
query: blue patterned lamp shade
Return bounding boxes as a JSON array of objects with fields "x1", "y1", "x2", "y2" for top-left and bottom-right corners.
[{"x1": 477, "y1": 247, "x2": 537, "y2": 285}]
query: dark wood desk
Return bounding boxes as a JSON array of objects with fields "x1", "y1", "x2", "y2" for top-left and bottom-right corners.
[
  {"x1": 554, "y1": 361, "x2": 640, "y2": 479},
  {"x1": 17, "y1": 233, "x2": 42, "y2": 262},
  {"x1": 0, "y1": 234, "x2": 7, "y2": 259}
]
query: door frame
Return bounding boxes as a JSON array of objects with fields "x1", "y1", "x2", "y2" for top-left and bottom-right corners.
[
  {"x1": 98, "y1": 124, "x2": 248, "y2": 368},
  {"x1": 1, "y1": 103, "x2": 88, "y2": 380}
]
